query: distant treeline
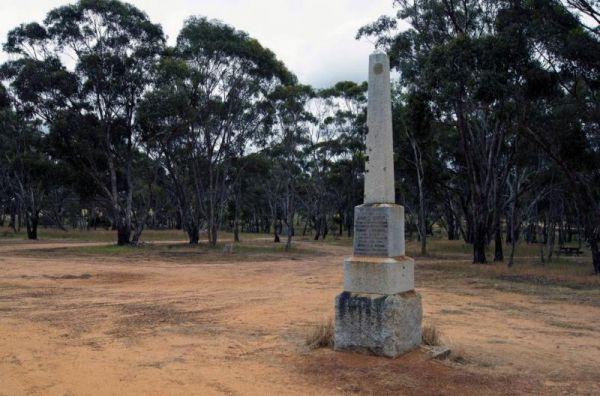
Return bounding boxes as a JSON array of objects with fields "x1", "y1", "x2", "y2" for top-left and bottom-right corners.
[{"x1": 0, "y1": 0, "x2": 598, "y2": 273}]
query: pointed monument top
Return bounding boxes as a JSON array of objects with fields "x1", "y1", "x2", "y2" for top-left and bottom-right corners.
[{"x1": 364, "y1": 52, "x2": 395, "y2": 204}]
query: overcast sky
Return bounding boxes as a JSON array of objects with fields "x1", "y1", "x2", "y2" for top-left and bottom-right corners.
[{"x1": 0, "y1": 0, "x2": 399, "y2": 88}]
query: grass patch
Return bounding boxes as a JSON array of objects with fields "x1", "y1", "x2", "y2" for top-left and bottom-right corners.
[
  {"x1": 421, "y1": 323, "x2": 442, "y2": 347},
  {"x1": 496, "y1": 274, "x2": 598, "y2": 290},
  {"x1": 306, "y1": 317, "x2": 334, "y2": 350},
  {"x1": 448, "y1": 347, "x2": 469, "y2": 365},
  {"x1": 0, "y1": 227, "x2": 189, "y2": 242},
  {"x1": 69, "y1": 245, "x2": 139, "y2": 255},
  {"x1": 419, "y1": 249, "x2": 599, "y2": 287},
  {"x1": 546, "y1": 319, "x2": 595, "y2": 331},
  {"x1": 44, "y1": 273, "x2": 93, "y2": 280},
  {"x1": 417, "y1": 249, "x2": 600, "y2": 306},
  {"x1": 0, "y1": 227, "x2": 271, "y2": 244},
  {"x1": 405, "y1": 238, "x2": 590, "y2": 260},
  {"x1": 293, "y1": 234, "x2": 354, "y2": 247},
  {"x1": 13, "y1": 239, "x2": 324, "y2": 263},
  {"x1": 420, "y1": 324, "x2": 468, "y2": 363},
  {"x1": 0, "y1": 230, "x2": 20, "y2": 239}
]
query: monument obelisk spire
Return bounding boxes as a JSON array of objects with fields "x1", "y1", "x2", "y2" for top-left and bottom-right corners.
[
  {"x1": 334, "y1": 51, "x2": 422, "y2": 358},
  {"x1": 365, "y1": 51, "x2": 395, "y2": 205}
]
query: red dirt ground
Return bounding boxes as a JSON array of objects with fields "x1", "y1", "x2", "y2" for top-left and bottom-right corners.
[{"x1": 0, "y1": 239, "x2": 598, "y2": 395}]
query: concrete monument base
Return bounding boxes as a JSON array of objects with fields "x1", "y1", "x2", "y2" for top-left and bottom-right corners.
[
  {"x1": 343, "y1": 256, "x2": 414, "y2": 295},
  {"x1": 334, "y1": 291, "x2": 422, "y2": 358}
]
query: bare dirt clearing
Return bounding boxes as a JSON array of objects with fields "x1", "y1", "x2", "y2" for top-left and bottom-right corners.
[{"x1": 0, "y1": 237, "x2": 599, "y2": 395}]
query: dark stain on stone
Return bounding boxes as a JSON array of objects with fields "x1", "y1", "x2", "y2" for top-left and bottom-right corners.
[{"x1": 338, "y1": 292, "x2": 387, "y2": 329}]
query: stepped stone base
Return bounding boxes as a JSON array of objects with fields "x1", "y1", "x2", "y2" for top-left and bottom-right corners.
[
  {"x1": 344, "y1": 256, "x2": 414, "y2": 295},
  {"x1": 334, "y1": 291, "x2": 422, "y2": 358}
]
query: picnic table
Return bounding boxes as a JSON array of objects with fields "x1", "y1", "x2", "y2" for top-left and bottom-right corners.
[{"x1": 558, "y1": 246, "x2": 583, "y2": 256}]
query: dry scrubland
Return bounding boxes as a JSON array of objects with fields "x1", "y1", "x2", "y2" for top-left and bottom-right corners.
[{"x1": 0, "y1": 229, "x2": 599, "y2": 395}]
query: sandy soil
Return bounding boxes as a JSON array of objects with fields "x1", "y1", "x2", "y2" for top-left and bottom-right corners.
[{"x1": 0, "y1": 239, "x2": 599, "y2": 395}]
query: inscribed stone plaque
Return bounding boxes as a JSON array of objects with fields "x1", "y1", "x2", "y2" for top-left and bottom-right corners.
[{"x1": 353, "y1": 204, "x2": 405, "y2": 257}]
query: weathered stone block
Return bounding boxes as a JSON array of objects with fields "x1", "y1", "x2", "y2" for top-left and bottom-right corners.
[
  {"x1": 343, "y1": 256, "x2": 414, "y2": 295},
  {"x1": 353, "y1": 204, "x2": 405, "y2": 257},
  {"x1": 334, "y1": 291, "x2": 422, "y2": 358}
]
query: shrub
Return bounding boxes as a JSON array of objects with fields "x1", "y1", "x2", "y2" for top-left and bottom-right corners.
[
  {"x1": 306, "y1": 317, "x2": 334, "y2": 350},
  {"x1": 422, "y1": 323, "x2": 441, "y2": 346}
]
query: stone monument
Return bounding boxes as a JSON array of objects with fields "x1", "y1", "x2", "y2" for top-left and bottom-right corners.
[{"x1": 334, "y1": 51, "x2": 422, "y2": 358}]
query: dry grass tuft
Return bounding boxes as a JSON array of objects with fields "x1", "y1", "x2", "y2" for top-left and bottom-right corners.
[
  {"x1": 448, "y1": 346, "x2": 469, "y2": 364},
  {"x1": 421, "y1": 323, "x2": 442, "y2": 347},
  {"x1": 306, "y1": 317, "x2": 334, "y2": 350},
  {"x1": 421, "y1": 324, "x2": 469, "y2": 363}
]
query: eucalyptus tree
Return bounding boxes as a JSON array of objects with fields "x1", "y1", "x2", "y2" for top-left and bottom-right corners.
[
  {"x1": 299, "y1": 90, "x2": 348, "y2": 240},
  {"x1": 139, "y1": 17, "x2": 295, "y2": 245},
  {"x1": 0, "y1": 87, "x2": 59, "y2": 239},
  {"x1": 0, "y1": 123, "x2": 57, "y2": 240},
  {"x1": 519, "y1": 0, "x2": 600, "y2": 273},
  {"x1": 359, "y1": 0, "x2": 543, "y2": 263},
  {"x1": 2, "y1": 0, "x2": 165, "y2": 245},
  {"x1": 228, "y1": 153, "x2": 274, "y2": 241},
  {"x1": 310, "y1": 81, "x2": 367, "y2": 238},
  {"x1": 393, "y1": 90, "x2": 449, "y2": 256},
  {"x1": 301, "y1": 95, "x2": 333, "y2": 240},
  {"x1": 564, "y1": 0, "x2": 600, "y2": 33},
  {"x1": 0, "y1": 85, "x2": 16, "y2": 230},
  {"x1": 266, "y1": 84, "x2": 314, "y2": 250}
]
